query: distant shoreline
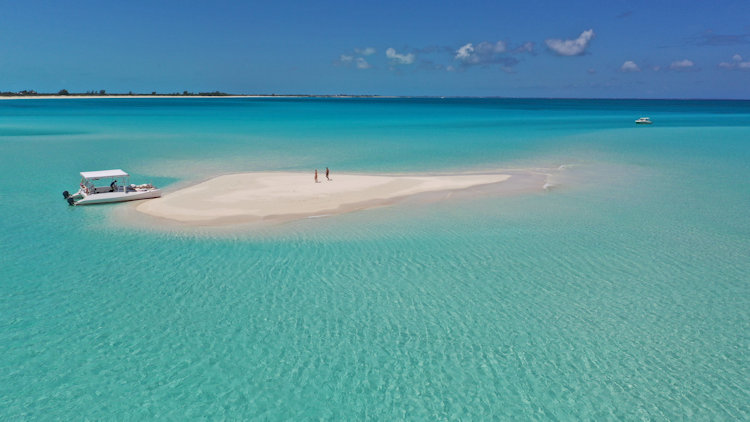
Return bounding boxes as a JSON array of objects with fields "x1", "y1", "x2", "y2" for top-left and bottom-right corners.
[
  {"x1": 2, "y1": 94, "x2": 748, "y2": 101},
  {"x1": 0, "y1": 94, "x2": 384, "y2": 100}
]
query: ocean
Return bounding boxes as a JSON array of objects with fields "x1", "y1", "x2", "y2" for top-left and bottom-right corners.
[{"x1": 1, "y1": 98, "x2": 748, "y2": 419}]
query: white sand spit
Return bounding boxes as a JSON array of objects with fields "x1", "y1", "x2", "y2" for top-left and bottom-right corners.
[{"x1": 135, "y1": 172, "x2": 511, "y2": 225}]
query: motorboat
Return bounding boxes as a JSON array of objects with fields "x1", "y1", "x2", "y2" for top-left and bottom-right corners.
[
  {"x1": 63, "y1": 169, "x2": 161, "y2": 205},
  {"x1": 635, "y1": 117, "x2": 653, "y2": 125}
]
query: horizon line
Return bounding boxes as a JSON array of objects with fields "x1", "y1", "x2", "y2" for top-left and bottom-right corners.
[{"x1": 1, "y1": 92, "x2": 749, "y2": 102}]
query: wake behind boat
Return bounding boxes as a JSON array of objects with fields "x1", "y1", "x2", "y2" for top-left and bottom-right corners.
[{"x1": 63, "y1": 169, "x2": 161, "y2": 205}]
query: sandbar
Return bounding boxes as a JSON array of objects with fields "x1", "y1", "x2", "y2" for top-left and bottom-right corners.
[{"x1": 135, "y1": 171, "x2": 515, "y2": 226}]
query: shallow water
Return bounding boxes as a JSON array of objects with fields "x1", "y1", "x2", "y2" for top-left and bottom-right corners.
[{"x1": 1, "y1": 98, "x2": 748, "y2": 419}]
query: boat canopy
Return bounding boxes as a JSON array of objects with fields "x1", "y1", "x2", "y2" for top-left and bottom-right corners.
[{"x1": 80, "y1": 169, "x2": 129, "y2": 180}]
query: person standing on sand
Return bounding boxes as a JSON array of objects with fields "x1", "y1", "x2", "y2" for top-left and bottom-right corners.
[
  {"x1": 314, "y1": 169, "x2": 319, "y2": 183},
  {"x1": 325, "y1": 167, "x2": 330, "y2": 181}
]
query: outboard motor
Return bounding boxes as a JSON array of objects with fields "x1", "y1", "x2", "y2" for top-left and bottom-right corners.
[
  {"x1": 67, "y1": 197, "x2": 76, "y2": 206},
  {"x1": 62, "y1": 190, "x2": 70, "y2": 199}
]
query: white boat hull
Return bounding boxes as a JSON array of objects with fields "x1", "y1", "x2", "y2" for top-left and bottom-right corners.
[{"x1": 74, "y1": 188, "x2": 161, "y2": 205}]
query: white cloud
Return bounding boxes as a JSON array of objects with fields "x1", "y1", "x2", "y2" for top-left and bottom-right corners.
[
  {"x1": 454, "y1": 41, "x2": 517, "y2": 67},
  {"x1": 355, "y1": 47, "x2": 376, "y2": 56},
  {"x1": 338, "y1": 52, "x2": 371, "y2": 69},
  {"x1": 719, "y1": 53, "x2": 750, "y2": 70},
  {"x1": 514, "y1": 42, "x2": 535, "y2": 54},
  {"x1": 670, "y1": 59, "x2": 694, "y2": 70},
  {"x1": 386, "y1": 48, "x2": 415, "y2": 64},
  {"x1": 338, "y1": 48, "x2": 376, "y2": 69},
  {"x1": 355, "y1": 58, "x2": 371, "y2": 69},
  {"x1": 653, "y1": 65, "x2": 661, "y2": 72},
  {"x1": 477, "y1": 41, "x2": 506, "y2": 54},
  {"x1": 545, "y1": 29, "x2": 595, "y2": 56},
  {"x1": 620, "y1": 60, "x2": 640, "y2": 72},
  {"x1": 457, "y1": 42, "x2": 506, "y2": 60},
  {"x1": 455, "y1": 43, "x2": 474, "y2": 61}
]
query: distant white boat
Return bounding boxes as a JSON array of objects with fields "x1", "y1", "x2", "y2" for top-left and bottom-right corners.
[
  {"x1": 63, "y1": 169, "x2": 161, "y2": 205},
  {"x1": 635, "y1": 117, "x2": 653, "y2": 125}
]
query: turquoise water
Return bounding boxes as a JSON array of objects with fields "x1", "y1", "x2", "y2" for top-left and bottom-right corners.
[{"x1": 1, "y1": 98, "x2": 748, "y2": 419}]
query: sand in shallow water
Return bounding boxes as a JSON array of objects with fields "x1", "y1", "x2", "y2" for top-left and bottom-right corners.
[{"x1": 135, "y1": 172, "x2": 515, "y2": 226}]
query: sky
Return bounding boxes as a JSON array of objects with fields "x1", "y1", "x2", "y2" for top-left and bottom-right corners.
[{"x1": 1, "y1": 0, "x2": 750, "y2": 98}]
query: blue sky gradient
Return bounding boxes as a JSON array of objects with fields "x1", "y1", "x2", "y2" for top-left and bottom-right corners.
[{"x1": 2, "y1": 0, "x2": 749, "y2": 98}]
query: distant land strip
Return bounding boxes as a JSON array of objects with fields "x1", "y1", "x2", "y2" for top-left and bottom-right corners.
[{"x1": 0, "y1": 89, "x2": 381, "y2": 98}]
